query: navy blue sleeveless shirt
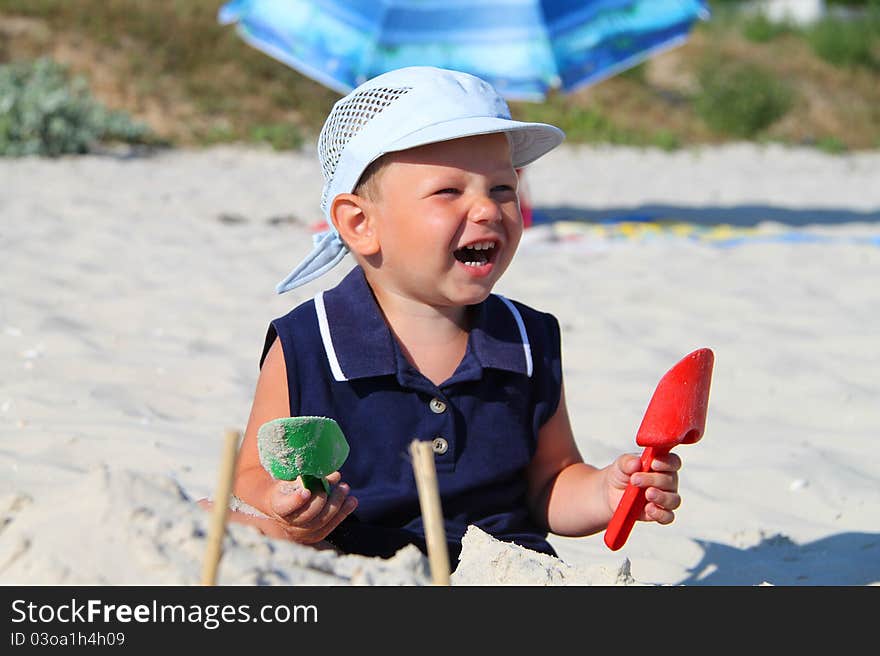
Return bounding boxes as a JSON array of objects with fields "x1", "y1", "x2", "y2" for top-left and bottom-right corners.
[{"x1": 260, "y1": 265, "x2": 563, "y2": 564}]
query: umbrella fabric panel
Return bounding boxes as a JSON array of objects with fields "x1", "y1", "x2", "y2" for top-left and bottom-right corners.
[
  {"x1": 548, "y1": 1, "x2": 710, "y2": 93},
  {"x1": 370, "y1": 0, "x2": 557, "y2": 101},
  {"x1": 219, "y1": 0, "x2": 709, "y2": 100},
  {"x1": 218, "y1": 0, "x2": 387, "y2": 95},
  {"x1": 218, "y1": 0, "x2": 556, "y2": 98},
  {"x1": 373, "y1": 0, "x2": 709, "y2": 98}
]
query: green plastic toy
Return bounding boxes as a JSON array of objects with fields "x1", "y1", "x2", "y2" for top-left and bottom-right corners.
[{"x1": 257, "y1": 416, "x2": 350, "y2": 494}]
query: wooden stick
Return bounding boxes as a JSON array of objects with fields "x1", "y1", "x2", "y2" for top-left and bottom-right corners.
[
  {"x1": 201, "y1": 429, "x2": 242, "y2": 586},
  {"x1": 409, "y1": 440, "x2": 451, "y2": 586}
]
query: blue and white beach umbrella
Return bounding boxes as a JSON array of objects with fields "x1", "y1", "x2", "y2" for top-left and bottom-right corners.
[{"x1": 218, "y1": 0, "x2": 710, "y2": 101}]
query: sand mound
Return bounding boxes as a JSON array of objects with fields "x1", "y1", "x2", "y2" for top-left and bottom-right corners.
[
  {"x1": 452, "y1": 526, "x2": 639, "y2": 585},
  {"x1": 0, "y1": 466, "x2": 427, "y2": 585},
  {"x1": 0, "y1": 466, "x2": 634, "y2": 586}
]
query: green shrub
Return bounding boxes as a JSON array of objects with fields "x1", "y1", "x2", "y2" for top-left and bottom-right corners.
[
  {"x1": 0, "y1": 57, "x2": 153, "y2": 156},
  {"x1": 825, "y1": 0, "x2": 876, "y2": 7},
  {"x1": 650, "y1": 129, "x2": 681, "y2": 151},
  {"x1": 694, "y1": 59, "x2": 795, "y2": 137},
  {"x1": 619, "y1": 61, "x2": 647, "y2": 83},
  {"x1": 807, "y1": 16, "x2": 878, "y2": 69},
  {"x1": 742, "y1": 12, "x2": 794, "y2": 42},
  {"x1": 196, "y1": 124, "x2": 235, "y2": 145},
  {"x1": 250, "y1": 122, "x2": 304, "y2": 151},
  {"x1": 816, "y1": 135, "x2": 847, "y2": 153},
  {"x1": 513, "y1": 96, "x2": 684, "y2": 149}
]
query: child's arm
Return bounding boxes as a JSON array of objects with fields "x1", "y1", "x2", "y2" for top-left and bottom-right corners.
[
  {"x1": 232, "y1": 337, "x2": 357, "y2": 545},
  {"x1": 525, "y1": 382, "x2": 681, "y2": 537}
]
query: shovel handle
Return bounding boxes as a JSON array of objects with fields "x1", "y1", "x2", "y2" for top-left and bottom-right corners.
[{"x1": 604, "y1": 446, "x2": 667, "y2": 551}]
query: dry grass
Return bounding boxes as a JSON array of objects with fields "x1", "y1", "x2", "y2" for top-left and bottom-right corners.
[
  {"x1": 0, "y1": 0, "x2": 339, "y2": 146},
  {"x1": 1, "y1": 0, "x2": 878, "y2": 150}
]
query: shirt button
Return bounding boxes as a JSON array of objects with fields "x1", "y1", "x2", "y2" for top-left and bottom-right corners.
[
  {"x1": 429, "y1": 398, "x2": 447, "y2": 414},
  {"x1": 431, "y1": 437, "x2": 449, "y2": 455}
]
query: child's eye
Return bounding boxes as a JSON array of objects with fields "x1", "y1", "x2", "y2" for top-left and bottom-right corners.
[
  {"x1": 434, "y1": 188, "x2": 459, "y2": 196},
  {"x1": 492, "y1": 185, "x2": 517, "y2": 196}
]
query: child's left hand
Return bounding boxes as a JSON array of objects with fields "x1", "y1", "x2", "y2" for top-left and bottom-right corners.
[{"x1": 607, "y1": 452, "x2": 682, "y2": 525}]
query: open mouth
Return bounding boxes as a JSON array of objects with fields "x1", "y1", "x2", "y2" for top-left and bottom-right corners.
[{"x1": 453, "y1": 240, "x2": 496, "y2": 267}]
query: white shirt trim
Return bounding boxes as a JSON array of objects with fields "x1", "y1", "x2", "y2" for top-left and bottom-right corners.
[
  {"x1": 314, "y1": 292, "x2": 347, "y2": 382},
  {"x1": 496, "y1": 295, "x2": 533, "y2": 378}
]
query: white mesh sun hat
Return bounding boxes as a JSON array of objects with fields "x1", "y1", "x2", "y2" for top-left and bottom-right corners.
[{"x1": 275, "y1": 66, "x2": 565, "y2": 293}]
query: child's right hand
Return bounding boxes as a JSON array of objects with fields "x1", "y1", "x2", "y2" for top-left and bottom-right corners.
[{"x1": 264, "y1": 471, "x2": 358, "y2": 545}]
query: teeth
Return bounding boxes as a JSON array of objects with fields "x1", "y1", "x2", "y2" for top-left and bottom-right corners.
[{"x1": 455, "y1": 241, "x2": 495, "y2": 267}]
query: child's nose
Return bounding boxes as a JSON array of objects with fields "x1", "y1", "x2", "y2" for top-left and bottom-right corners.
[{"x1": 468, "y1": 196, "x2": 502, "y2": 224}]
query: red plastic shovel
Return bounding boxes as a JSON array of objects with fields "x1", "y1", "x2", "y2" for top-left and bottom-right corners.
[{"x1": 604, "y1": 348, "x2": 714, "y2": 551}]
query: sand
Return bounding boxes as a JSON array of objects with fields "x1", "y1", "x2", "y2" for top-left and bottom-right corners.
[{"x1": 1, "y1": 142, "x2": 878, "y2": 586}]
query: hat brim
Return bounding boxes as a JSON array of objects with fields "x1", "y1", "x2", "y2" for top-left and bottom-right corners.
[{"x1": 384, "y1": 116, "x2": 565, "y2": 169}]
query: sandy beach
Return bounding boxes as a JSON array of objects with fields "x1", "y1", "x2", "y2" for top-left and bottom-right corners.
[{"x1": 1, "y1": 142, "x2": 878, "y2": 586}]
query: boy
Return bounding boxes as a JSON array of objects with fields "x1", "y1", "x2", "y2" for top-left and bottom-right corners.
[{"x1": 225, "y1": 67, "x2": 682, "y2": 563}]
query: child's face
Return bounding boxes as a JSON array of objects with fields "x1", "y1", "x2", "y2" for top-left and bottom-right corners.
[{"x1": 364, "y1": 132, "x2": 522, "y2": 308}]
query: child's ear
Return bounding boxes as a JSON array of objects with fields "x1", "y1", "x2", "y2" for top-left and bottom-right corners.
[{"x1": 330, "y1": 194, "x2": 379, "y2": 256}]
